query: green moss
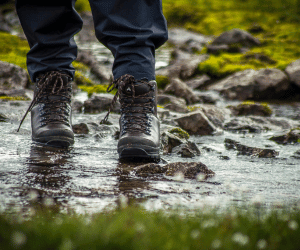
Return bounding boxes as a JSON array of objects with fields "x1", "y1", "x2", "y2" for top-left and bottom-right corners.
[
  {"x1": 74, "y1": 71, "x2": 95, "y2": 86},
  {"x1": 0, "y1": 96, "x2": 30, "y2": 101},
  {"x1": 74, "y1": 0, "x2": 91, "y2": 12},
  {"x1": 169, "y1": 127, "x2": 190, "y2": 140},
  {"x1": 0, "y1": 32, "x2": 29, "y2": 69},
  {"x1": 79, "y1": 84, "x2": 117, "y2": 98},
  {"x1": 156, "y1": 75, "x2": 170, "y2": 89},
  {"x1": 73, "y1": 61, "x2": 89, "y2": 72}
]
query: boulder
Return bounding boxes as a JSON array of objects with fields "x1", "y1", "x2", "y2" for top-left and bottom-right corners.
[
  {"x1": 285, "y1": 59, "x2": 300, "y2": 88},
  {"x1": 189, "y1": 104, "x2": 230, "y2": 128},
  {"x1": 0, "y1": 61, "x2": 29, "y2": 90},
  {"x1": 228, "y1": 102, "x2": 272, "y2": 117},
  {"x1": 175, "y1": 110, "x2": 218, "y2": 135},
  {"x1": 185, "y1": 74, "x2": 211, "y2": 90},
  {"x1": 83, "y1": 93, "x2": 120, "y2": 114},
  {"x1": 225, "y1": 138, "x2": 279, "y2": 158},
  {"x1": 164, "y1": 78, "x2": 199, "y2": 104},
  {"x1": 269, "y1": 128, "x2": 300, "y2": 145},
  {"x1": 135, "y1": 162, "x2": 215, "y2": 179},
  {"x1": 72, "y1": 123, "x2": 89, "y2": 134},
  {"x1": 157, "y1": 94, "x2": 188, "y2": 113},
  {"x1": 224, "y1": 116, "x2": 294, "y2": 133},
  {"x1": 208, "y1": 68, "x2": 290, "y2": 100},
  {"x1": 212, "y1": 29, "x2": 261, "y2": 48},
  {"x1": 168, "y1": 28, "x2": 211, "y2": 49}
]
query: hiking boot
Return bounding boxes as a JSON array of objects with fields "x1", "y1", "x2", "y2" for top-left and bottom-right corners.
[
  {"x1": 18, "y1": 71, "x2": 74, "y2": 147},
  {"x1": 102, "y1": 74, "x2": 160, "y2": 161}
]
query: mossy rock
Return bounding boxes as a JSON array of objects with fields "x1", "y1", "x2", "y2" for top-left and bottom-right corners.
[
  {"x1": 228, "y1": 101, "x2": 272, "y2": 117},
  {"x1": 169, "y1": 127, "x2": 190, "y2": 140},
  {"x1": 156, "y1": 75, "x2": 170, "y2": 89},
  {"x1": 79, "y1": 84, "x2": 117, "y2": 98}
]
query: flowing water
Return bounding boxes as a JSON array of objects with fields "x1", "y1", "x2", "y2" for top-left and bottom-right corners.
[{"x1": 0, "y1": 41, "x2": 300, "y2": 214}]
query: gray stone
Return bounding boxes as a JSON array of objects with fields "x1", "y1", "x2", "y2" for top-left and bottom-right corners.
[
  {"x1": 225, "y1": 138, "x2": 279, "y2": 158},
  {"x1": 269, "y1": 128, "x2": 300, "y2": 145},
  {"x1": 185, "y1": 75, "x2": 211, "y2": 90},
  {"x1": 224, "y1": 116, "x2": 294, "y2": 133},
  {"x1": 0, "y1": 61, "x2": 29, "y2": 90},
  {"x1": 157, "y1": 94, "x2": 188, "y2": 113},
  {"x1": 285, "y1": 59, "x2": 300, "y2": 88},
  {"x1": 208, "y1": 68, "x2": 290, "y2": 100},
  {"x1": 72, "y1": 123, "x2": 89, "y2": 134},
  {"x1": 168, "y1": 28, "x2": 211, "y2": 48},
  {"x1": 175, "y1": 110, "x2": 218, "y2": 135},
  {"x1": 164, "y1": 78, "x2": 199, "y2": 105},
  {"x1": 212, "y1": 29, "x2": 261, "y2": 48},
  {"x1": 83, "y1": 93, "x2": 120, "y2": 114}
]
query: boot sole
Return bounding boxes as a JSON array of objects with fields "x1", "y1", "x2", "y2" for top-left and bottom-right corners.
[
  {"x1": 118, "y1": 146, "x2": 160, "y2": 162},
  {"x1": 32, "y1": 136, "x2": 74, "y2": 148}
]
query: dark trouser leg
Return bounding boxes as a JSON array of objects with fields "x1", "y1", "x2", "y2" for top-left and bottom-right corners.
[
  {"x1": 88, "y1": 0, "x2": 168, "y2": 81},
  {"x1": 15, "y1": 0, "x2": 83, "y2": 82}
]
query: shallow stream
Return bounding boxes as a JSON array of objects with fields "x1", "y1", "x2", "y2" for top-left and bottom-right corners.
[{"x1": 0, "y1": 41, "x2": 299, "y2": 214}]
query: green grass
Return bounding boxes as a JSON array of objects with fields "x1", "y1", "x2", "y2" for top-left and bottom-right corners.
[{"x1": 0, "y1": 206, "x2": 300, "y2": 250}]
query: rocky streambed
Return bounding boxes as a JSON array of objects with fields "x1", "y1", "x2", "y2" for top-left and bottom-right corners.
[{"x1": 0, "y1": 11, "x2": 300, "y2": 214}]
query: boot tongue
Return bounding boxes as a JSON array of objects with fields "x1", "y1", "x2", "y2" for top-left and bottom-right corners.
[{"x1": 122, "y1": 81, "x2": 151, "y2": 96}]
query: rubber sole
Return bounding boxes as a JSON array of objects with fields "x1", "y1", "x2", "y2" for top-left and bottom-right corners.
[
  {"x1": 118, "y1": 147, "x2": 160, "y2": 162},
  {"x1": 32, "y1": 136, "x2": 74, "y2": 148}
]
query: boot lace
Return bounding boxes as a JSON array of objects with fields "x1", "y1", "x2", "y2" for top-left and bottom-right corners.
[
  {"x1": 101, "y1": 74, "x2": 155, "y2": 135},
  {"x1": 17, "y1": 71, "x2": 72, "y2": 132}
]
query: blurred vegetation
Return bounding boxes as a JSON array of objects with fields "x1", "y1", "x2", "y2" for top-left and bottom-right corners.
[
  {"x1": 162, "y1": 0, "x2": 300, "y2": 78},
  {"x1": 0, "y1": 206, "x2": 300, "y2": 250}
]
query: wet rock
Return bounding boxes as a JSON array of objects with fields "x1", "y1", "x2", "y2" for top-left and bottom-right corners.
[
  {"x1": 175, "y1": 110, "x2": 218, "y2": 135},
  {"x1": 292, "y1": 150, "x2": 300, "y2": 159},
  {"x1": 224, "y1": 116, "x2": 293, "y2": 133},
  {"x1": 164, "y1": 78, "x2": 199, "y2": 105},
  {"x1": 285, "y1": 59, "x2": 300, "y2": 88},
  {"x1": 0, "y1": 61, "x2": 29, "y2": 90},
  {"x1": 168, "y1": 28, "x2": 211, "y2": 49},
  {"x1": 72, "y1": 100, "x2": 84, "y2": 113},
  {"x1": 77, "y1": 50, "x2": 112, "y2": 83},
  {"x1": 135, "y1": 163, "x2": 168, "y2": 177},
  {"x1": 194, "y1": 92, "x2": 217, "y2": 104},
  {"x1": 136, "y1": 161, "x2": 214, "y2": 179},
  {"x1": 225, "y1": 138, "x2": 279, "y2": 158},
  {"x1": 269, "y1": 128, "x2": 300, "y2": 145},
  {"x1": 156, "y1": 50, "x2": 208, "y2": 81},
  {"x1": 172, "y1": 142, "x2": 201, "y2": 158},
  {"x1": 185, "y1": 75, "x2": 211, "y2": 90},
  {"x1": 83, "y1": 93, "x2": 120, "y2": 114},
  {"x1": 161, "y1": 131, "x2": 186, "y2": 154},
  {"x1": 208, "y1": 68, "x2": 290, "y2": 100},
  {"x1": 72, "y1": 123, "x2": 89, "y2": 134},
  {"x1": 169, "y1": 50, "x2": 208, "y2": 80},
  {"x1": 189, "y1": 104, "x2": 230, "y2": 129},
  {"x1": 0, "y1": 113, "x2": 8, "y2": 122},
  {"x1": 228, "y1": 102, "x2": 273, "y2": 117},
  {"x1": 212, "y1": 29, "x2": 261, "y2": 48},
  {"x1": 165, "y1": 162, "x2": 215, "y2": 179},
  {"x1": 157, "y1": 94, "x2": 188, "y2": 113}
]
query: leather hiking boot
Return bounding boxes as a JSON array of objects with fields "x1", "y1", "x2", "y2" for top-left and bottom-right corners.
[
  {"x1": 102, "y1": 74, "x2": 160, "y2": 161},
  {"x1": 18, "y1": 71, "x2": 74, "y2": 147}
]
